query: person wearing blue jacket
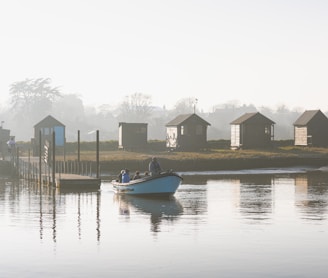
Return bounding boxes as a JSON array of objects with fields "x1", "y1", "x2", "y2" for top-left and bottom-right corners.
[{"x1": 122, "y1": 169, "x2": 130, "y2": 183}]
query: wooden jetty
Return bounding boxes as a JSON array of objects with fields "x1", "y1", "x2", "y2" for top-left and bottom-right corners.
[
  {"x1": 55, "y1": 173, "x2": 101, "y2": 189},
  {"x1": 5, "y1": 129, "x2": 102, "y2": 191},
  {"x1": 18, "y1": 156, "x2": 101, "y2": 190}
]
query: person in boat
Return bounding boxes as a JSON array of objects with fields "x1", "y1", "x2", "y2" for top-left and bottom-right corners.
[
  {"x1": 118, "y1": 169, "x2": 124, "y2": 182},
  {"x1": 133, "y1": 171, "x2": 141, "y2": 180},
  {"x1": 122, "y1": 169, "x2": 130, "y2": 183},
  {"x1": 149, "y1": 157, "x2": 161, "y2": 176}
]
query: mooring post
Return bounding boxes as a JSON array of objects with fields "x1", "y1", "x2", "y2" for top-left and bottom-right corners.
[
  {"x1": 16, "y1": 146, "x2": 19, "y2": 178},
  {"x1": 96, "y1": 130, "x2": 99, "y2": 179},
  {"x1": 78, "y1": 130, "x2": 80, "y2": 174},
  {"x1": 28, "y1": 149, "x2": 31, "y2": 181},
  {"x1": 39, "y1": 130, "x2": 42, "y2": 189},
  {"x1": 52, "y1": 131, "x2": 56, "y2": 187}
]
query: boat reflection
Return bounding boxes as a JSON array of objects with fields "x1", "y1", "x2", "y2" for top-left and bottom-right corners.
[{"x1": 116, "y1": 195, "x2": 183, "y2": 232}]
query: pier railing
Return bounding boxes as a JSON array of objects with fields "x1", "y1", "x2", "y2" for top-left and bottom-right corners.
[
  {"x1": 18, "y1": 156, "x2": 98, "y2": 185},
  {"x1": 9, "y1": 130, "x2": 101, "y2": 187}
]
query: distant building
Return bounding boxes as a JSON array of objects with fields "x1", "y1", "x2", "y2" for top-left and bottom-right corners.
[
  {"x1": 118, "y1": 122, "x2": 148, "y2": 150},
  {"x1": 165, "y1": 113, "x2": 211, "y2": 151},
  {"x1": 293, "y1": 110, "x2": 328, "y2": 147},
  {"x1": 33, "y1": 115, "x2": 66, "y2": 156},
  {"x1": 230, "y1": 112, "x2": 275, "y2": 149}
]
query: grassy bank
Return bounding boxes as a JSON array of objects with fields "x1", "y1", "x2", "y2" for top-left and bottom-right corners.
[
  {"x1": 61, "y1": 146, "x2": 328, "y2": 173},
  {"x1": 16, "y1": 140, "x2": 328, "y2": 173}
]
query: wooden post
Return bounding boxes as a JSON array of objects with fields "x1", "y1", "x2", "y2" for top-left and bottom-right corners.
[
  {"x1": 16, "y1": 146, "x2": 19, "y2": 177},
  {"x1": 78, "y1": 130, "x2": 80, "y2": 162},
  {"x1": 96, "y1": 130, "x2": 99, "y2": 178},
  {"x1": 39, "y1": 130, "x2": 42, "y2": 188},
  {"x1": 52, "y1": 131, "x2": 56, "y2": 187},
  {"x1": 78, "y1": 130, "x2": 80, "y2": 174},
  {"x1": 28, "y1": 149, "x2": 31, "y2": 181}
]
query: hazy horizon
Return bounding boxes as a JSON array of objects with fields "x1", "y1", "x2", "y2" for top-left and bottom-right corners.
[{"x1": 1, "y1": 0, "x2": 328, "y2": 112}]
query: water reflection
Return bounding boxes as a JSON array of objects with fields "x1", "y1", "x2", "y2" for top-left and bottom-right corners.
[
  {"x1": 180, "y1": 171, "x2": 328, "y2": 225},
  {"x1": 177, "y1": 183, "x2": 208, "y2": 216},
  {"x1": 238, "y1": 175, "x2": 273, "y2": 222},
  {"x1": 1, "y1": 170, "x2": 328, "y2": 242},
  {"x1": 115, "y1": 195, "x2": 183, "y2": 232},
  {"x1": 295, "y1": 172, "x2": 328, "y2": 221},
  {"x1": 0, "y1": 179, "x2": 101, "y2": 242},
  {"x1": 1, "y1": 170, "x2": 328, "y2": 277}
]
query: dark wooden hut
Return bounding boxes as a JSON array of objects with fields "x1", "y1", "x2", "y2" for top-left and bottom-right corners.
[
  {"x1": 293, "y1": 110, "x2": 328, "y2": 147},
  {"x1": 230, "y1": 112, "x2": 275, "y2": 149},
  {"x1": 165, "y1": 113, "x2": 211, "y2": 151},
  {"x1": 118, "y1": 122, "x2": 148, "y2": 150},
  {"x1": 33, "y1": 115, "x2": 66, "y2": 156}
]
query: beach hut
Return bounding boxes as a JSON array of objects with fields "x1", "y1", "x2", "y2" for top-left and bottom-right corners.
[
  {"x1": 230, "y1": 112, "x2": 275, "y2": 149},
  {"x1": 118, "y1": 122, "x2": 148, "y2": 150},
  {"x1": 33, "y1": 115, "x2": 66, "y2": 156},
  {"x1": 166, "y1": 113, "x2": 211, "y2": 151},
  {"x1": 293, "y1": 110, "x2": 328, "y2": 147}
]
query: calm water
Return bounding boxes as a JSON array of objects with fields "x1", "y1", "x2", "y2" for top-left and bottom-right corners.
[{"x1": 1, "y1": 168, "x2": 328, "y2": 278}]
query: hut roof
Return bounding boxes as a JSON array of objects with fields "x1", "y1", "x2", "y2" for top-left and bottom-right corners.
[
  {"x1": 34, "y1": 115, "x2": 65, "y2": 128},
  {"x1": 166, "y1": 113, "x2": 211, "y2": 126},
  {"x1": 293, "y1": 110, "x2": 326, "y2": 126},
  {"x1": 119, "y1": 122, "x2": 147, "y2": 127},
  {"x1": 230, "y1": 112, "x2": 275, "y2": 125}
]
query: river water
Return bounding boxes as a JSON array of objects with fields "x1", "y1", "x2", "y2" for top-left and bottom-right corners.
[{"x1": 1, "y1": 167, "x2": 328, "y2": 278}]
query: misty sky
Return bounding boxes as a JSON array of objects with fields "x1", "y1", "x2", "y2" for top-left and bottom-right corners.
[{"x1": 1, "y1": 0, "x2": 328, "y2": 112}]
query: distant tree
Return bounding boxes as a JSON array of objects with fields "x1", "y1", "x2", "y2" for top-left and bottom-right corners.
[
  {"x1": 118, "y1": 92, "x2": 153, "y2": 122},
  {"x1": 9, "y1": 78, "x2": 62, "y2": 115},
  {"x1": 50, "y1": 94, "x2": 88, "y2": 141},
  {"x1": 7, "y1": 78, "x2": 62, "y2": 141},
  {"x1": 173, "y1": 97, "x2": 198, "y2": 115}
]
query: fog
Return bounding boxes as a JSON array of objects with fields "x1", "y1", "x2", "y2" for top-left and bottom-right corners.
[{"x1": 0, "y1": 85, "x2": 310, "y2": 143}]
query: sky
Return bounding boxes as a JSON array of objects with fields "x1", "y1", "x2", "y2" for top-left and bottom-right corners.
[{"x1": 1, "y1": 0, "x2": 328, "y2": 112}]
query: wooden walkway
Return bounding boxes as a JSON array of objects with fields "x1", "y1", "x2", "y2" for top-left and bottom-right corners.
[
  {"x1": 18, "y1": 156, "x2": 101, "y2": 190},
  {"x1": 55, "y1": 173, "x2": 101, "y2": 188}
]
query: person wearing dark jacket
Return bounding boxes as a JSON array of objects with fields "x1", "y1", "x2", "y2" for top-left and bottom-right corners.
[{"x1": 149, "y1": 157, "x2": 161, "y2": 176}]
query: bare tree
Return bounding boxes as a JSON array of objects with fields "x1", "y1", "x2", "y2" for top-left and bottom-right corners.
[
  {"x1": 172, "y1": 97, "x2": 198, "y2": 115},
  {"x1": 118, "y1": 92, "x2": 153, "y2": 122}
]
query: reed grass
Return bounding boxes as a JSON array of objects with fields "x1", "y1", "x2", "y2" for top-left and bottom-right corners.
[{"x1": 57, "y1": 146, "x2": 328, "y2": 162}]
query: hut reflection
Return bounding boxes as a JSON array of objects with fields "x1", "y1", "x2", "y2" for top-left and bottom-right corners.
[
  {"x1": 295, "y1": 173, "x2": 328, "y2": 221},
  {"x1": 237, "y1": 175, "x2": 274, "y2": 222},
  {"x1": 177, "y1": 183, "x2": 208, "y2": 216}
]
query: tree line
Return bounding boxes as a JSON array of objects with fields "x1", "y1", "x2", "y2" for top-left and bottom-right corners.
[{"x1": 0, "y1": 78, "x2": 315, "y2": 142}]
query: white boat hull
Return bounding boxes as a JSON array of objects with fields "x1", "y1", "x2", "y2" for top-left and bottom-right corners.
[{"x1": 112, "y1": 172, "x2": 182, "y2": 196}]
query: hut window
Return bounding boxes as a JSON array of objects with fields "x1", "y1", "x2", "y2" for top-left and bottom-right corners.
[
  {"x1": 265, "y1": 126, "x2": 270, "y2": 135},
  {"x1": 181, "y1": 126, "x2": 184, "y2": 135}
]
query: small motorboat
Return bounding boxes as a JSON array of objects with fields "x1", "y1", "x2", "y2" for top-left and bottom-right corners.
[{"x1": 111, "y1": 172, "x2": 183, "y2": 196}]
